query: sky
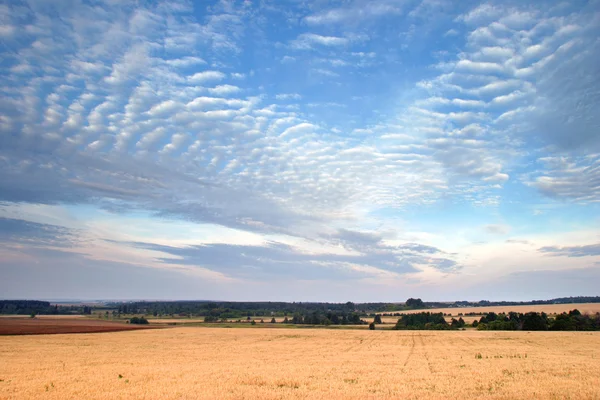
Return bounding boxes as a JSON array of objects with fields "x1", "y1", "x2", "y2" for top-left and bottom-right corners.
[{"x1": 1, "y1": 0, "x2": 599, "y2": 302}]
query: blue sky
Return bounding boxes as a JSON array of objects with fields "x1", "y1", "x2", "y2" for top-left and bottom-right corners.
[{"x1": 1, "y1": 0, "x2": 599, "y2": 301}]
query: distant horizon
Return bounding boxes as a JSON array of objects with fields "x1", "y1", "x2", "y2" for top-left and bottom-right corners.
[{"x1": 4, "y1": 295, "x2": 600, "y2": 305}]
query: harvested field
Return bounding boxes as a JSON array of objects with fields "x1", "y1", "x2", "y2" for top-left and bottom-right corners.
[
  {"x1": 1, "y1": 328, "x2": 599, "y2": 399},
  {"x1": 0, "y1": 315, "x2": 86, "y2": 319},
  {"x1": 0, "y1": 317, "x2": 156, "y2": 335},
  {"x1": 146, "y1": 318, "x2": 205, "y2": 324}
]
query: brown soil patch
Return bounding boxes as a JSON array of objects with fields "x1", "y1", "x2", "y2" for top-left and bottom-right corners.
[{"x1": 0, "y1": 317, "x2": 158, "y2": 335}]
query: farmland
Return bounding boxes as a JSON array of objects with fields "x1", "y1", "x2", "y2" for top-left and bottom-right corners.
[
  {"x1": 1, "y1": 327, "x2": 599, "y2": 399},
  {"x1": 141, "y1": 302, "x2": 600, "y2": 326},
  {"x1": 377, "y1": 303, "x2": 600, "y2": 325},
  {"x1": 0, "y1": 317, "x2": 157, "y2": 335}
]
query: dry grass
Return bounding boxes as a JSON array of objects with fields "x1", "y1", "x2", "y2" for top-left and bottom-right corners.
[{"x1": 1, "y1": 328, "x2": 599, "y2": 399}]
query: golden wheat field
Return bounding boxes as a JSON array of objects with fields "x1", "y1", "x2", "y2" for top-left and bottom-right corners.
[{"x1": 2, "y1": 328, "x2": 600, "y2": 400}]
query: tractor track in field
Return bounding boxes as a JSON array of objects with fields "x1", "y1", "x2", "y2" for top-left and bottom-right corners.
[
  {"x1": 418, "y1": 333, "x2": 435, "y2": 374},
  {"x1": 403, "y1": 333, "x2": 416, "y2": 367}
]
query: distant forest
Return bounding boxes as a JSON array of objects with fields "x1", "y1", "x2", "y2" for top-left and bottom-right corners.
[
  {"x1": 393, "y1": 310, "x2": 600, "y2": 331},
  {"x1": 474, "y1": 309, "x2": 600, "y2": 331},
  {"x1": 109, "y1": 296, "x2": 600, "y2": 318},
  {"x1": 0, "y1": 300, "x2": 89, "y2": 316},
  {"x1": 1, "y1": 296, "x2": 599, "y2": 318}
]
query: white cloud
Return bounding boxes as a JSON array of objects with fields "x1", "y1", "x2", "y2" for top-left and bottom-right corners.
[
  {"x1": 160, "y1": 133, "x2": 189, "y2": 154},
  {"x1": 104, "y1": 44, "x2": 149, "y2": 85},
  {"x1": 526, "y1": 155, "x2": 600, "y2": 203},
  {"x1": 455, "y1": 59, "x2": 506, "y2": 75},
  {"x1": 304, "y1": 2, "x2": 402, "y2": 25},
  {"x1": 290, "y1": 33, "x2": 349, "y2": 50},
  {"x1": 311, "y1": 68, "x2": 339, "y2": 77},
  {"x1": 147, "y1": 100, "x2": 181, "y2": 117},
  {"x1": 187, "y1": 96, "x2": 248, "y2": 110},
  {"x1": 275, "y1": 93, "x2": 302, "y2": 100},
  {"x1": 188, "y1": 70, "x2": 226, "y2": 84},
  {"x1": 166, "y1": 57, "x2": 206, "y2": 68},
  {"x1": 207, "y1": 84, "x2": 241, "y2": 96},
  {"x1": 279, "y1": 123, "x2": 317, "y2": 138},
  {"x1": 458, "y1": 4, "x2": 503, "y2": 25},
  {"x1": 136, "y1": 127, "x2": 167, "y2": 150}
]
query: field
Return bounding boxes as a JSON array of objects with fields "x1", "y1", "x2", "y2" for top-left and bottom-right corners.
[
  {"x1": 0, "y1": 317, "x2": 156, "y2": 335},
  {"x1": 1, "y1": 327, "x2": 599, "y2": 399},
  {"x1": 0, "y1": 315, "x2": 86, "y2": 319}
]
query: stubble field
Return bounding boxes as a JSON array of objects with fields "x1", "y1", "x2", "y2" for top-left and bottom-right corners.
[{"x1": 1, "y1": 327, "x2": 599, "y2": 399}]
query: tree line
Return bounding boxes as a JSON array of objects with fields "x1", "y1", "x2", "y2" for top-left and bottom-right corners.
[
  {"x1": 0, "y1": 300, "x2": 89, "y2": 315},
  {"x1": 391, "y1": 312, "x2": 466, "y2": 330},
  {"x1": 475, "y1": 310, "x2": 600, "y2": 331},
  {"x1": 113, "y1": 301, "x2": 367, "y2": 318},
  {"x1": 388, "y1": 309, "x2": 600, "y2": 331},
  {"x1": 205, "y1": 311, "x2": 366, "y2": 325}
]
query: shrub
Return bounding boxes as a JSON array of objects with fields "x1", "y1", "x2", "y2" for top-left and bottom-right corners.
[
  {"x1": 394, "y1": 312, "x2": 448, "y2": 330},
  {"x1": 129, "y1": 316, "x2": 149, "y2": 325}
]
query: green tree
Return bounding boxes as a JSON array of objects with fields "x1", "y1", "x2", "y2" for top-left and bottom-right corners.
[
  {"x1": 522, "y1": 312, "x2": 548, "y2": 331},
  {"x1": 292, "y1": 313, "x2": 303, "y2": 324},
  {"x1": 374, "y1": 315, "x2": 382, "y2": 324},
  {"x1": 405, "y1": 298, "x2": 425, "y2": 309},
  {"x1": 129, "y1": 316, "x2": 149, "y2": 325}
]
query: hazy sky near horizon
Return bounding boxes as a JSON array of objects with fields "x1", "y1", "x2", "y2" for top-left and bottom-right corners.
[{"x1": 1, "y1": 0, "x2": 599, "y2": 302}]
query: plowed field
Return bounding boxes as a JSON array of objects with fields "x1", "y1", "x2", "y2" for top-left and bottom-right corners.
[{"x1": 0, "y1": 318, "x2": 156, "y2": 335}]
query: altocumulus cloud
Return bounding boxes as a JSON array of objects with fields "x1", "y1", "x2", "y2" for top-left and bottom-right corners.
[{"x1": 0, "y1": 0, "x2": 599, "y2": 300}]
